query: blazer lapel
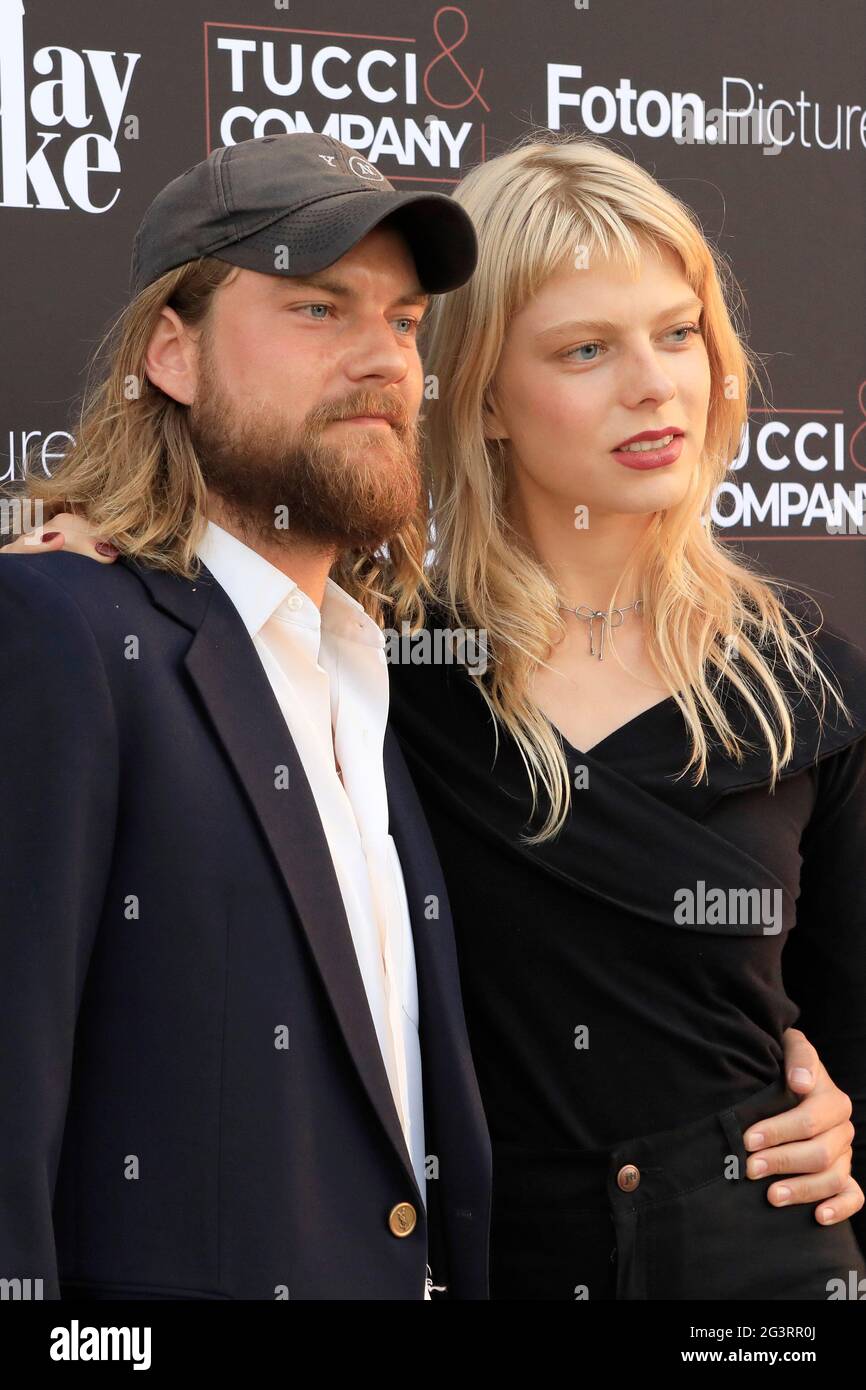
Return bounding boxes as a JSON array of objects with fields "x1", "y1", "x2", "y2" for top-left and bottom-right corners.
[
  {"x1": 384, "y1": 726, "x2": 493, "y2": 1283},
  {"x1": 384, "y1": 726, "x2": 490, "y2": 1129},
  {"x1": 120, "y1": 556, "x2": 419, "y2": 1196}
]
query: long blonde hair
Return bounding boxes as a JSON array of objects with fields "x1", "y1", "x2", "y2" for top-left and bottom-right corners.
[
  {"x1": 13, "y1": 255, "x2": 427, "y2": 626},
  {"x1": 421, "y1": 131, "x2": 848, "y2": 842}
]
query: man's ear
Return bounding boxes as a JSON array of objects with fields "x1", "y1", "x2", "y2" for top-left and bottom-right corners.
[{"x1": 143, "y1": 306, "x2": 200, "y2": 406}]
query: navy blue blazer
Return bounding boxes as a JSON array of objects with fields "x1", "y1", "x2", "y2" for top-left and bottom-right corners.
[{"x1": 0, "y1": 551, "x2": 492, "y2": 1300}]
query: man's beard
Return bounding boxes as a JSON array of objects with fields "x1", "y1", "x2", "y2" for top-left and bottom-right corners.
[{"x1": 188, "y1": 338, "x2": 424, "y2": 553}]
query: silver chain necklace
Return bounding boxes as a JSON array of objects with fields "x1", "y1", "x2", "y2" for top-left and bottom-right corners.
[{"x1": 556, "y1": 598, "x2": 644, "y2": 661}]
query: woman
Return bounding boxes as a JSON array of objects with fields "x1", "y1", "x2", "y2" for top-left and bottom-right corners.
[
  {"x1": 5, "y1": 133, "x2": 865, "y2": 1299},
  {"x1": 386, "y1": 133, "x2": 866, "y2": 1298}
]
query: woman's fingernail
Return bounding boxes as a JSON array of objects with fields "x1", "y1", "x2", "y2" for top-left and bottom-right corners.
[
  {"x1": 750, "y1": 1158, "x2": 768, "y2": 1176},
  {"x1": 772, "y1": 1186, "x2": 792, "y2": 1203},
  {"x1": 42, "y1": 531, "x2": 61, "y2": 542},
  {"x1": 790, "y1": 1067, "x2": 813, "y2": 1085},
  {"x1": 817, "y1": 1207, "x2": 835, "y2": 1223},
  {"x1": 94, "y1": 541, "x2": 119, "y2": 557}
]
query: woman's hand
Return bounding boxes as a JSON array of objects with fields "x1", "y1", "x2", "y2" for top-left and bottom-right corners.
[
  {"x1": 1, "y1": 511, "x2": 118, "y2": 561},
  {"x1": 743, "y1": 1027, "x2": 862, "y2": 1225}
]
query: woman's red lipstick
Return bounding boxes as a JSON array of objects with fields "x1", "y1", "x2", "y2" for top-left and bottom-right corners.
[{"x1": 612, "y1": 427, "x2": 684, "y2": 470}]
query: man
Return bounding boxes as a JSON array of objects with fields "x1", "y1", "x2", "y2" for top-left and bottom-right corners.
[
  {"x1": 0, "y1": 134, "x2": 491, "y2": 1301},
  {"x1": 0, "y1": 134, "x2": 859, "y2": 1301}
]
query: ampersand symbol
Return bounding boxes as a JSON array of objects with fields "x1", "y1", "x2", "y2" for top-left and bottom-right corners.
[
  {"x1": 849, "y1": 380, "x2": 866, "y2": 472},
  {"x1": 423, "y1": 5, "x2": 490, "y2": 112}
]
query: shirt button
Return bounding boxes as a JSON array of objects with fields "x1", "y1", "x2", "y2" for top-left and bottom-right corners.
[
  {"x1": 285, "y1": 593, "x2": 303, "y2": 612},
  {"x1": 616, "y1": 1164, "x2": 640, "y2": 1192},
  {"x1": 388, "y1": 1202, "x2": 417, "y2": 1237}
]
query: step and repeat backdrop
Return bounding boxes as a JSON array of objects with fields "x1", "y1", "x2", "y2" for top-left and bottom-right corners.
[{"x1": 2, "y1": 0, "x2": 864, "y2": 642}]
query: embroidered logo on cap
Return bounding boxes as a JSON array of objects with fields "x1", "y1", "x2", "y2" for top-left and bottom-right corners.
[{"x1": 348, "y1": 155, "x2": 385, "y2": 182}]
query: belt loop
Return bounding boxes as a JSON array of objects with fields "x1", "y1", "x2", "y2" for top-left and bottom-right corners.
[{"x1": 717, "y1": 1107, "x2": 748, "y2": 1182}]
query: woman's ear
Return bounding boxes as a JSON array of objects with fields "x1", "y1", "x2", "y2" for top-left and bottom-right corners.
[{"x1": 482, "y1": 384, "x2": 508, "y2": 442}]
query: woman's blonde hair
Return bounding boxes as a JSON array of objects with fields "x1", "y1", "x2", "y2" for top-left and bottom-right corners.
[
  {"x1": 14, "y1": 255, "x2": 427, "y2": 626},
  {"x1": 421, "y1": 130, "x2": 848, "y2": 842}
]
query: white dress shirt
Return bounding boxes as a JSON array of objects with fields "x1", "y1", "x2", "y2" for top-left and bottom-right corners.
[{"x1": 195, "y1": 522, "x2": 428, "y2": 1222}]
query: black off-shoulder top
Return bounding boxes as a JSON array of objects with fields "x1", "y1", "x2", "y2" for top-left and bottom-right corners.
[{"x1": 387, "y1": 598, "x2": 866, "y2": 1252}]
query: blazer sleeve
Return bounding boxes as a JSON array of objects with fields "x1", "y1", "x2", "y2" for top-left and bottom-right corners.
[
  {"x1": 0, "y1": 559, "x2": 119, "y2": 1297},
  {"x1": 781, "y1": 731, "x2": 866, "y2": 1255}
]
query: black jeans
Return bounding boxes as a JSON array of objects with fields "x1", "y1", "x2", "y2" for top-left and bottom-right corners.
[{"x1": 490, "y1": 1073, "x2": 866, "y2": 1300}]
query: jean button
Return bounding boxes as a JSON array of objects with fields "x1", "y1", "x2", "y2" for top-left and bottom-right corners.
[{"x1": 616, "y1": 1163, "x2": 641, "y2": 1192}]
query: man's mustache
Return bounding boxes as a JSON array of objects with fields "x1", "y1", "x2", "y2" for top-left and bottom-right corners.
[{"x1": 312, "y1": 393, "x2": 412, "y2": 433}]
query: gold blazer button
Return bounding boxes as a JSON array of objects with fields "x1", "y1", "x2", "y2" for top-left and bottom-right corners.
[{"x1": 388, "y1": 1202, "x2": 417, "y2": 1237}]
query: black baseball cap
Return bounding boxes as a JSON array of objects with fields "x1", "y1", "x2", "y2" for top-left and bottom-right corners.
[{"x1": 130, "y1": 132, "x2": 478, "y2": 297}]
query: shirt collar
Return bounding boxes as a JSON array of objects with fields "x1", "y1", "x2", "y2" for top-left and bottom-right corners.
[{"x1": 195, "y1": 520, "x2": 383, "y2": 647}]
